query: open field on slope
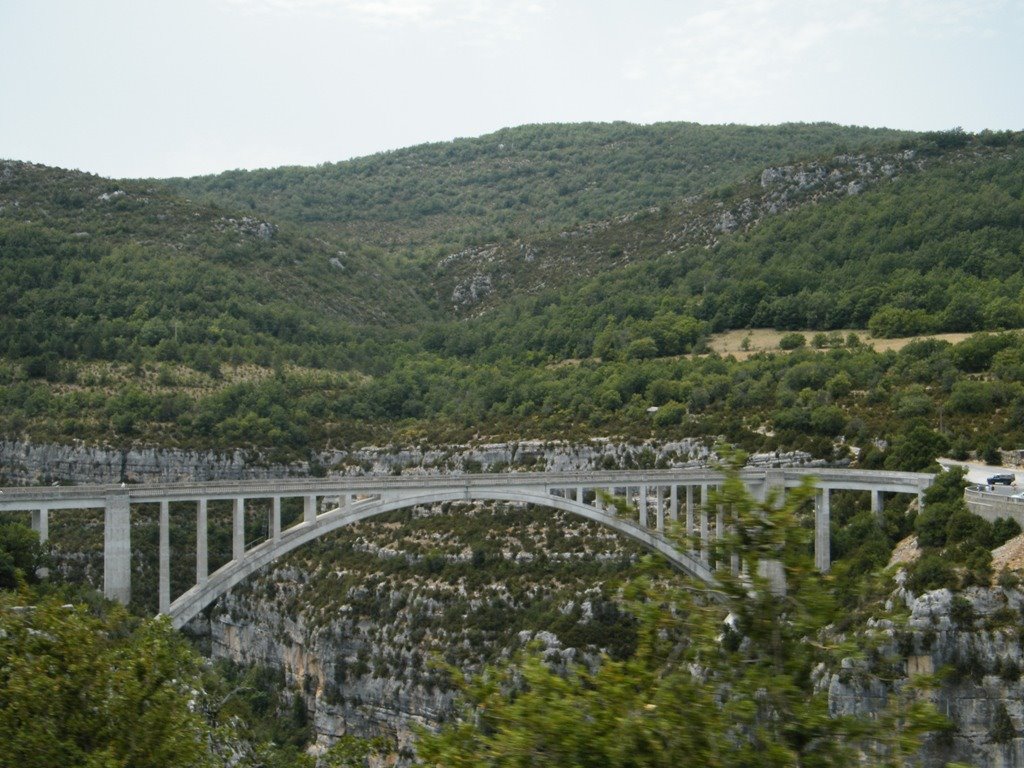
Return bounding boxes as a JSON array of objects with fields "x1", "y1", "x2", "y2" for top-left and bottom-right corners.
[{"x1": 707, "y1": 328, "x2": 975, "y2": 360}]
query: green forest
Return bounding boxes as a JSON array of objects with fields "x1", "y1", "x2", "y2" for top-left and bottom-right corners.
[{"x1": 2, "y1": 126, "x2": 1023, "y2": 464}]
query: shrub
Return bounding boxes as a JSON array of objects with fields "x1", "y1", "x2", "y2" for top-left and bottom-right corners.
[
  {"x1": 779, "y1": 332, "x2": 806, "y2": 350},
  {"x1": 907, "y1": 553, "x2": 958, "y2": 593},
  {"x1": 950, "y1": 594, "x2": 976, "y2": 628}
]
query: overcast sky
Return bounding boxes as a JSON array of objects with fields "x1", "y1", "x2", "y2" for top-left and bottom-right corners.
[{"x1": 2, "y1": 0, "x2": 1021, "y2": 179}]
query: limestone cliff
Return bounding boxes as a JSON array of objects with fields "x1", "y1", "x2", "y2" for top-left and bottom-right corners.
[{"x1": 826, "y1": 580, "x2": 1024, "y2": 767}]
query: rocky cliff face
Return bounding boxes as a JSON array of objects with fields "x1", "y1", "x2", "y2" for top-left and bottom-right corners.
[
  {"x1": 0, "y1": 436, "x2": 821, "y2": 486},
  {"x1": 826, "y1": 580, "x2": 1024, "y2": 767},
  {"x1": 198, "y1": 499, "x2": 639, "y2": 758}
]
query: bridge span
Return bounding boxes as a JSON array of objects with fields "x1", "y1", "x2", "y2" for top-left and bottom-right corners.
[{"x1": 0, "y1": 467, "x2": 932, "y2": 629}]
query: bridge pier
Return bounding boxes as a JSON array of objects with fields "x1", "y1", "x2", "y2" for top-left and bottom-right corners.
[
  {"x1": 699, "y1": 484, "x2": 709, "y2": 564},
  {"x1": 669, "y1": 485, "x2": 678, "y2": 523},
  {"x1": 655, "y1": 487, "x2": 665, "y2": 532},
  {"x1": 685, "y1": 485, "x2": 694, "y2": 552},
  {"x1": 272, "y1": 497, "x2": 282, "y2": 540},
  {"x1": 871, "y1": 489, "x2": 883, "y2": 517},
  {"x1": 716, "y1": 499, "x2": 725, "y2": 571},
  {"x1": 30, "y1": 507, "x2": 49, "y2": 541},
  {"x1": 197, "y1": 499, "x2": 208, "y2": 586},
  {"x1": 233, "y1": 498, "x2": 245, "y2": 560},
  {"x1": 638, "y1": 485, "x2": 648, "y2": 527},
  {"x1": 815, "y1": 488, "x2": 831, "y2": 572},
  {"x1": 304, "y1": 494, "x2": 316, "y2": 525},
  {"x1": 103, "y1": 493, "x2": 131, "y2": 604},
  {"x1": 159, "y1": 500, "x2": 170, "y2": 614}
]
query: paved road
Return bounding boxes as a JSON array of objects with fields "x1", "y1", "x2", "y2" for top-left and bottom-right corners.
[{"x1": 938, "y1": 458, "x2": 1022, "y2": 493}]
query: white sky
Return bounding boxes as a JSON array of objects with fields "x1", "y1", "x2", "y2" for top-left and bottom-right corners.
[{"x1": 1, "y1": 0, "x2": 1022, "y2": 179}]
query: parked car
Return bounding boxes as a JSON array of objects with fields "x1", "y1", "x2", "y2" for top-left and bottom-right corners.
[{"x1": 988, "y1": 473, "x2": 1016, "y2": 485}]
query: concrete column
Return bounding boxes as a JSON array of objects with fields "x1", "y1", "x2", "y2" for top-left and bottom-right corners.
[
  {"x1": 754, "y1": 475, "x2": 767, "y2": 503},
  {"x1": 763, "y1": 470, "x2": 785, "y2": 509},
  {"x1": 103, "y1": 494, "x2": 131, "y2": 605},
  {"x1": 815, "y1": 488, "x2": 831, "y2": 572},
  {"x1": 576, "y1": 486, "x2": 584, "y2": 503},
  {"x1": 730, "y1": 508, "x2": 740, "y2": 575},
  {"x1": 871, "y1": 490, "x2": 883, "y2": 517},
  {"x1": 917, "y1": 490, "x2": 925, "y2": 512},
  {"x1": 30, "y1": 508, "x2": 49, "y2": 542},
  {"x1": 699, "y1": 487, "x2": 709, "y2": 565},
  {"x1": 669, "y1": 485, "x2": 678, "y2": 522},
  {"x1": 196, "y1": 499, "x2": 208, "y2": 586},
  {"x1": 685, "y1": 486, "x2": 694, "y2": 550},
  {"x1": 232, "y1": 498, "x2": 245, "y2": 561},
  {"x1": 304, "y1": 494, "x2": 316, "y2": 524},
  {"x1": 30, "y1": 508, "x2": 49, "y2": 579},
  {"x1": 638, "y1": 486, "x2": 648, "y2": 528},
  {"x1": 159, "y1": 500, "x2": 170, "y2": 614},
  {"x1": 655, "y1": 487, "x2": 665, "y2": 532},
  {"x1": 716, "y1": 501, "x2": 725, "y2": 571},
  {"x1": 271, "y1": 497, "x2": 281, "y2": 540}
]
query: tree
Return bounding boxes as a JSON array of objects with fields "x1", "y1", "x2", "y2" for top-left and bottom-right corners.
[
  {"x1": 0, "y1": 597, "x2": 214, "y2": 768},
  {"x1": 0, "y1": 523, "x2": 47, "y2": 588},
  {"x1": 883, "y1": 426, "x2": 948, "y2": 472},
  {"x1": 417, "y1": 460, "x2": 944, "y2": 766}
]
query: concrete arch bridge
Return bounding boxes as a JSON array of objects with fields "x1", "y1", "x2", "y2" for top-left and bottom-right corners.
[{"x1": 0, "y1": 467, "x2": 932, "y2": 629}]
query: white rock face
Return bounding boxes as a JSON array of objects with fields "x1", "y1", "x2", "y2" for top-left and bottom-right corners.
[
  {"x1": 0, "y1": 438, "x2": 820, "y2": 486},
  {"x1": 827, "y1": 584, "x2": 1024, "y2": 767}
]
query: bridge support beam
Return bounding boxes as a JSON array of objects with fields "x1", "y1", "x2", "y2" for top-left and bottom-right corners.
[
  {"x1": 197, "y1": 499, "x2": 208, "y2": 586},
  {"x1": 716, "y1": 500, "x2": 725, "y2": 571},
  {"x1": 655, "y1": 487, "x2": 665, "y2": 532},
  {"x1": 159, "y1": 500, "x2": 170, "y2": 614},
  {"x1": 233, "y1": 498, "x2": 245, "y2": 561},
  {"x1": 669, "y1": 485, "x2": 678, "y2": 523},
  {"x1": 304, "y1": 495, "x2": 316, "y2": 525},
  {"x1": 30, "y1": 507, "x2": 49, "y2": 542},
  {"x1": 699, "y1": 484, "x2": 709, "y2": 564},
  {"x1": 815, "y1": 488, "x2": 831, "y2": 572},
  {"x1": 30, "y1": 507, "x2": 49, "y2": 579},
  {"x1": 685, "y1": 485, "x2": 694, "y2": 551},
  {"x1": 638, "y1": 486, "x2": 648, "y2": 528},
  {"x1": 272, "y1": 497, "x2": 281, "y2": 540},
  {"x1": 871, "y1": 490, "x2": 883, "y2": 518},
  {"x1": 103, "y1": 494, "x2": 131, "y2": 605}
]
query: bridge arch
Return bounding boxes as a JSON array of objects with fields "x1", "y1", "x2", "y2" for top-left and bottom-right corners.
[{"x1": 168, "y1": 488, "x2": 714, "y2": 629}]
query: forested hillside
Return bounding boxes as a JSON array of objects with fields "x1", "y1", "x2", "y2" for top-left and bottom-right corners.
[
  {"x1": 164, "y1": 122, "x2": 912, "y2": 249},
  {"x1": 0, "y1": 161, "x2": 433, "y2": 374},
  {"x1": 2, "y1": 125, "x2": 1023, "y2": 467}
]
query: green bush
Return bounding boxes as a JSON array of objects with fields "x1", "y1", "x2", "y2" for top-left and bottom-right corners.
[
  {"x1": 778, "y1": 332, "x2": 806, "y2": 350},
  {"x1": 907, "y1": 553, "x2": 958, "y2": 593}
]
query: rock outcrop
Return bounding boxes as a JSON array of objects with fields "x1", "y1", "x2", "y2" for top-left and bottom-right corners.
[
  {"x1": 0, "y1": 437, "x2": 822, "y2": 486},
  {"x1": 826, "y1": 579, "x2": 1024, "y2": 767}
]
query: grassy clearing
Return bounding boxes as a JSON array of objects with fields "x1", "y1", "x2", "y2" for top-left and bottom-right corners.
[{"x1": 707, "y1": 329, "x2": 975, "y2": 360}]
